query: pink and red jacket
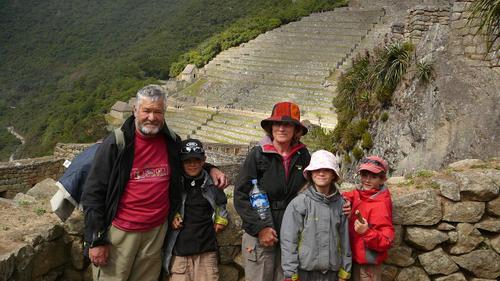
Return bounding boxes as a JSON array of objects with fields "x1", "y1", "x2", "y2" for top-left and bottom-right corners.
[{"x1": 343, "y1": 186, "x2": 394, "y2": 265}]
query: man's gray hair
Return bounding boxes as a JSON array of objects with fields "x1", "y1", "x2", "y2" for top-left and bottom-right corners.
[{"x1": 136, "y1": 84, "x2": 167, "y2": 106}]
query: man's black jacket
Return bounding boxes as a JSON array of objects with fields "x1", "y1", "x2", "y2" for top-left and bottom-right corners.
[{"x1": 81, "y1": 115, "x2": 183, "y2": 248}]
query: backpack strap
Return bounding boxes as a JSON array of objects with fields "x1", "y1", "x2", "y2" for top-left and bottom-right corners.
[{"x1": 113, "y1": 128, "x2": 125, "y2": 152}]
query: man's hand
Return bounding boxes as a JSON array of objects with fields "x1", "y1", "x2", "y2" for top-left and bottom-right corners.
[
  {"x1": 258, "y1": 227, "x2": 278, "y2": 247},
  {"x1": 89, "y1": 245, "x2": 109, "y2": 267},
  {"x1": 214, "y1": 223, "x2": 225, "y2": 233},
  {"x1": 171, "y1": 216, "x2": 183, "y2": 230},
  {"x1": 209, "y1": 167, "x2": 229, "y2": 189},
  {"x1": 342, "y1": 199, "x2": 352, "y2": 217},
  {"x1": 354, "y1": 214, "x2": 369, "y2": 234}
]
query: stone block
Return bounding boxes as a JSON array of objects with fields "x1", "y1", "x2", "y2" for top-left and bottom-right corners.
[
  {"x1": 219, "y1": 246, "x2": 240, "y2": 265},
  {"x1": 405, "y1": 227, "x2": 448, "y2": 250},
  {"x1": 434, "y1": 272, "x2": 467, "y2": 281},
  {"x1": 395, "y1": 266, "x2": 430, "y2": 281},
  {"x1": 465, "y1": 46, "x2": 476, "y2": 54},
  {"x1": 386, "y1": 245, "x2": 414, "y2": 267},
  {"x1": 437, "y1": 222, "x2": 455, "y2": 231},
  {"x1": 216, "y1": 196, "x2": 243, "y2": 246},
  {"x1": 26, "y1": 178, "x2": 58, "y2": 200},
  {"x1": 419, "y1": 247, "x2": 459, "y2": 275},
  {"x1": 451, "y1": 249, "x2": 500, "y2": 279},
  {"x1": 487, "y1": 196, "x2": 500, "y2": 216},
  {"x1": 70, "y1": 238, "x2": 85, "y2": 270},
  {"x1": 219, "y1": 264, "x2": 240, "y2": 281},
  {"x1": 0, "y1": 253, "x2": 16, "y2": 281},
  {"x1": 31, "y1": 239, "x2": 67, "y2": 278},
  {"x1": 452, "y1": 170, "x2": 500, "y2": 201},
  {"x1": 382, "y1": 264, "x2": 398, "y2": 281},
  {"x1": 64, "y1": 268, "x2": 84, "y2": 281},
  {"x1": 13, "y1": 193, "x2": 36, "y2": 205},
  {"x1": 475, "y1": 217, "x2": 500, "y2": 233},
  {"x1": 449, "y1": 223, "x2": 484, "y2": 255},
  {"x1": 491, "y1": 234, "x2": 500, "y2": 255},
  {"x1": 434, "y1": 178, "x2": 460, "y2": 201},
  {"x1": 452, "y1": 2, "x2": 467, "y2": 13},
  {"x1": 14, "y1": 244, "x2": 35, "y2": 281},
  {"x1": 393, "y1": 190, "x2": 442, "y2": 225},
  {"x1": 393, "y1": 225, "x2": 403, "y2": 247},
  {"x1": 442, "y1": 200, "x2": 485, "y2": 223}
]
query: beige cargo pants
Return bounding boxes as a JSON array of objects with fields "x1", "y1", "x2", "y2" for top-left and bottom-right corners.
[
  {"x1": 167, "y1": 251, "x2": 219, "y2": 281},
  {"x1": 92, "y1": 223, "x2": 168, "y2": 281}
]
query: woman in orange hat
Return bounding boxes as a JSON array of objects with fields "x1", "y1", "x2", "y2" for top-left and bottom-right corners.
[{"x1": 234, "y1": 102, "x2": 311, "y2": 281}]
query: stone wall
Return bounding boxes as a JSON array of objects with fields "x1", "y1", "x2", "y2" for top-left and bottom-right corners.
[
  {"x1": 1, "y1": 159, "x2": 499, "y2": 281},
  {"x1": 53, "y1": 143, "x2": 95, "y2": 160},
  {"x1": 0, "y1": 157, "x2": 63, "y2": 199},
  {"x1": 404, "y1": 0, "x2": 499, "y2": 68},
  {"x1": 405, "y1": 5, "x2": 451, "y2": 41},
  {"x1": 377, "y1": 159, "x2": 500, "y2": 280},
  {"x1": 448, "y1": 0, "x2": 499, "y2": 67}
]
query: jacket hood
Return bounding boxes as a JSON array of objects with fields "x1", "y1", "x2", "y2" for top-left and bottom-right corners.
[
  {"x1": 304, "y1": 184, "x2": 342, "y2": 204},
  {"x1": 356, "y1": 185, "x2": 390, "y2": 202}
]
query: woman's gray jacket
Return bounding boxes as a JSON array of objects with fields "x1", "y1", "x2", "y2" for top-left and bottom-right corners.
[
  {"x1": 162, "y1": 170, "x2": 228, "y2": 274},
  {"x1": 280, "y1": 185, "x2": 352, "y2": 280}
]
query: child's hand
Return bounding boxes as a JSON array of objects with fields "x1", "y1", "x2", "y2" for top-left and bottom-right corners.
[
  {"x1": 354, "y1": 212, "x2": 369, "y2": 234},
  {"x1": 171, "y1": 216, "x2": 183, "y2": 230},
  {"x1": 214, "y1": 223, "x2": 225, "y2": 233},
  {"x1": 342, "y1": 200, "x2": 352, "y2": 217},
  {"x1": 339, "y1": 278, "x2": 347, "y2": 281}
]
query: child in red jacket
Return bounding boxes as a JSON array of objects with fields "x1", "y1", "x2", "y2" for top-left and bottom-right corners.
[{"x1": 343, "y1": 156, "x2": 394, "y2": 281}]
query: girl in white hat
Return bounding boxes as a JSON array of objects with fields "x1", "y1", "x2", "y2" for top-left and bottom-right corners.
[{"x1": 280, "y1": 150, "x2": 352, "y2": 281}]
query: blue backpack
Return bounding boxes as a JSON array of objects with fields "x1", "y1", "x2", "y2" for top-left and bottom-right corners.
[{"x1": 51, "y1": 129, "x2": 125, "y2": 221}]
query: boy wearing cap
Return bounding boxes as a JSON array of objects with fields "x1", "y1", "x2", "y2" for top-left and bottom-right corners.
[
  {"x1": 163, "y1": 139, "x2": 228, "y2": 281},
  {"x1": 342, "y1": 156, "x2": 394, "y2": 281}
]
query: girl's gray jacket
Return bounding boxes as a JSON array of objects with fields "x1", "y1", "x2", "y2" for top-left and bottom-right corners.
[
  {"x1": 280, "y1": 185, "x2": 352, "y2": 280},
  {"x1": 162, "y1": 170, "x2": 228, "y2": 274}
]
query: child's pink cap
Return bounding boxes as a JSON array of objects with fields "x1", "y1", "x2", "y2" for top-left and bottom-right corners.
[
  {"x1": 303, "y1": 150, "x2": 340, "y2": 180},
  {"x1": 358, "y1": 156, "x2": 389, "y2": 174}
]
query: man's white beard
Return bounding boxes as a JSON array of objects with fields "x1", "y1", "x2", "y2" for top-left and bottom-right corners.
[{"x1": 139, "y1": 124, "x2": 160, "y2": 135}]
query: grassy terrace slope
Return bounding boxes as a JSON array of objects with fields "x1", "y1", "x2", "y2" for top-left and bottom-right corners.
[{"x1": 0, "y1": 0, "x2": 343, "y2": 159}]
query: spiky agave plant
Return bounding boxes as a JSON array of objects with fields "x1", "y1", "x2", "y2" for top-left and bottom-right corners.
[
  {"x1": 468, "y1": 0, "x2": 500, "y2": 52},
  {"x1": 374, "y1": 41, "x2": 414, "y2": 92}
]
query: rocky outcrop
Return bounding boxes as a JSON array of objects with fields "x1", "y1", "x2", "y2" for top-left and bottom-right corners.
[{"x1": 369, "y1": 0, "x2": 500, "y2": 175}]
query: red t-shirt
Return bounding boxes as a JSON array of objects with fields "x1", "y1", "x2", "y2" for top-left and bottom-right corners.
[{"x1": 112, "y1": 132, "x2": 171, "y2": 231}]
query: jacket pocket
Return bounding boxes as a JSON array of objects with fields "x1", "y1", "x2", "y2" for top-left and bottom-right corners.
[{"x1": 170, "y1": 256, "x2": 187, "y2": 274}]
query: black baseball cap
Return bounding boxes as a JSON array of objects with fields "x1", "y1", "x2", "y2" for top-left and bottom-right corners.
[{"x1": 180, "y1": 139, "x2": 205, "y2": 161}]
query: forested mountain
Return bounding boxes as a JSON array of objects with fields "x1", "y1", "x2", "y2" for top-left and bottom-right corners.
[{"x1": 0, "y1": 0, "x2": 345, "y2": 159}]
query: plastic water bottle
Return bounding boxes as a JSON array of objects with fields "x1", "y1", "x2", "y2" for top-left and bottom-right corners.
[{"x1": 249, "y1": 179, "x2": 270, "y2": 220}]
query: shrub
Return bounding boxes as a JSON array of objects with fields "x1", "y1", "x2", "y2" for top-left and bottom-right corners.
[
  {"x1": 361, "y1": 132, "x2": 373, "y2": 150},
  {"x1": 352, "y1": 146, "x2": 364, "y2": 160},
  {"x1": 380, "y1": 111, "x2": 389, "y2": 122},
  {"x1": 417, "y1": 60, "x2": 435, "y2": 83},
  {"x1": 468, "y1": 0, "x2": 500, "y2": 52},
  {"x1": 332, "y1": 41, "x2": 414, "y2": 156}
]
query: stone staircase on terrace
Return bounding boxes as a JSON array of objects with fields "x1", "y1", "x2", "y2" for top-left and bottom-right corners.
[
  {"x1": 165, "y1": 106, "x2": 266, "y2": 144},
  {"x1": 166, "y1": 6, "x2": 387, "y2": 145}
]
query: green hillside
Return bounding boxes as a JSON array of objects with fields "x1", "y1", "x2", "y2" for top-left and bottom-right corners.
[{"x1": 0, "y1": 0, "x2": 345, "y2": 159}]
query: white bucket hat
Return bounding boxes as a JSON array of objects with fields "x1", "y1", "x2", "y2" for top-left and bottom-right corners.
[{"x1": 303, "y1": 150, "x2": 340, "y2": 180}]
